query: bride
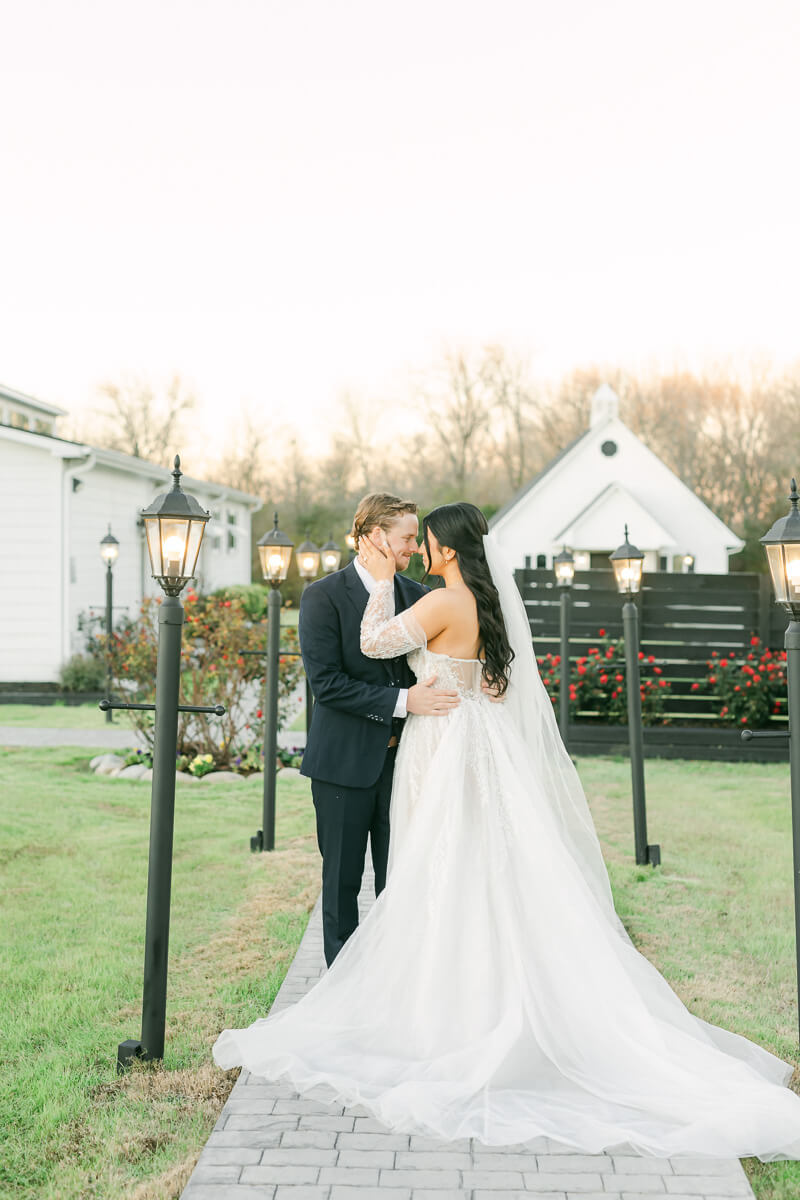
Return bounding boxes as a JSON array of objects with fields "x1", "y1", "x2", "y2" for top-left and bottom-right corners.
[{"x1": 214, "y1": 502, "x2": 800, "y2": 1159}]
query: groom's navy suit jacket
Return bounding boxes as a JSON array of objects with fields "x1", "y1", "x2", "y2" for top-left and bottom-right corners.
[{"x1": 299, "y1": 561, "x2": 427, "y2": 790}]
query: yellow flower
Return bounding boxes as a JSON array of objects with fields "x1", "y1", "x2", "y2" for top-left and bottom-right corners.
[{"x1": 204, "y1": 754, "x2": 213, "y2": 763}]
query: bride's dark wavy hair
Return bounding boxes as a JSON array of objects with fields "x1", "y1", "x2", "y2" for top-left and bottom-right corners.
[{"x1": 422, "y1": 502, "x2": 514, "y2": 696}]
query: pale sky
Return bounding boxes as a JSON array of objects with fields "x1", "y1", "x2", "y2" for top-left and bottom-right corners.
[{"x1": 1, "y1": 0, "x2": 798, "y2": 463}]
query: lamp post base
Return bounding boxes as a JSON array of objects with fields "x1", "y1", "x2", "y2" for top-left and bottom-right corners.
[{"x1": 117, "y1": 1038, "x2": 144, "y2": 1073}]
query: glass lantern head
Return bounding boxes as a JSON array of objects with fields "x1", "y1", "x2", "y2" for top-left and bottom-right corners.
[
  {"x1": 140, "y1": 456, "x2": 210, "y2": 596},
  {"x1": 609, "y1": 525, "x2": 645, "y2": 596},
  {"x1": 320, "y1": 535, "x2": 342, "y2": 574},
  {"x1": 258, "y1": 512, "x2": 294, "y2": 586},
  {"x1": 553, "y1": 546, "x2": 575, "y2": 587},
  {"x1": 760, "y1": 478, "x2": 800, "y2": 620},
  {"x1": 296, "y1": 533, "x2": 321, "y2": 580},
  {"x1": 100, "y1": 526, "x2": 120, "y2": 565}
]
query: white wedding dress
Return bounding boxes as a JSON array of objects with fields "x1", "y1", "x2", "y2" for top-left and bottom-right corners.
[{"x1": 214, "y1": 540, "x2": 800, "y2": 1160}]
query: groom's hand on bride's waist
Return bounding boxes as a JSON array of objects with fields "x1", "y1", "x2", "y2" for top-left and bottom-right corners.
[{"x1": 407, "y1": 675, "x2": 460, "y2": 716}]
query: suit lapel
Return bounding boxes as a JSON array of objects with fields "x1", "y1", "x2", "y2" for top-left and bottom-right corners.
[
  {"x1": 342, "y1": 560, "x2": 370, "y2": 623},
  {"x1": 342, "y1": 562, "x2": 414, "y2": 683}
]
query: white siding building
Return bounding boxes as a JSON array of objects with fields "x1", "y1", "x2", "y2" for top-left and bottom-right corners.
[
  {"x1": 490, "y1": 385, "x2": 744, "y2": 574},
  {"x1": 0, "y1": 384, "x2": 262, "y2": 684}
]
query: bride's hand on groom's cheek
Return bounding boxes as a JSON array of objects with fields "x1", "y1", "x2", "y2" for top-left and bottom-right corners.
[{"x1": 360, "y1": 531, "x2": 396, "y2": 579}]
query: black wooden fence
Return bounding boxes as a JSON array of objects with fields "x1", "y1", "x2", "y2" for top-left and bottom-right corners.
[{"x1": 515, "y1": 568, "x2": 789, "y2": 762}]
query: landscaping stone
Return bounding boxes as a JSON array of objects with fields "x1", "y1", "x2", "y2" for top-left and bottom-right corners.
[
  {"x1": 117, "y1": 763, "x2": 148, "y2": 780},
  {"x1": 93, "y1": 754, "x2": 125, "y2": 775},
  {"x1": 201, "y1": 770, "x2": 247, "y2": 784},
  {"x1": 277, "y1": 766, "x2": 302, "y2": 778},
  {"x1": 176, "y1": 771, "x2": 200, "y2": 784}
]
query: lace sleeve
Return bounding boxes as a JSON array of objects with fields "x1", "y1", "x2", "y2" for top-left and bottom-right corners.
[{"x1": 360, "y1": 580, "x2": 427, "y2": 659}]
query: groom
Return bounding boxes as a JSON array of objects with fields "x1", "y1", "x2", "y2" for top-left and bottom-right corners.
[{"x1": 299, "y1": 492, "x2": 460, "y2": 965}]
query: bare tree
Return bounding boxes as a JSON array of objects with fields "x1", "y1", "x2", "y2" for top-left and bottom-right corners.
[
  {"x1": 481, "y1": 344, "x2": 537, "y2": 490},
  {"x1": 335, "y1": 391, "x2": 388, "y2": 494},
  {"x1": 90, "y1": 373, "x2": 196, "y2": 463},
  {"x1": 213, "y1": 406, "x2": 272, "y2": 500},
  {"x1": 420, "y1": 350, "x2": 494, "y2": 497}
]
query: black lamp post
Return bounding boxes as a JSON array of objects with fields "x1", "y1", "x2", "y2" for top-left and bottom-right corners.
[
  {"x1": 252, "y1": 513, "x2": 293, "y2": 853},
  {"x1": 755, "y1": 478, "x2": 800, "y2": 1044},
  {"x1": 553, "y1": 547, "x2": 575, "y2": 749},
  {"x1": 321, "y1": 534, "x2": 342, "y2": 576},
  {"x1": 345, "y1": 530, "x2": 356, "y2": 563},
  {"x1": 610, "y1": 527, "x2": 660, "y2": 868},
  {"x1": 100, "y1": 527, "x2": 120, "y2": 724},
  {"x1": 113, "y1": 456, "x2": 223, "y2": 1068},
  {"x1": 297, "y1": 534, "x2": 320, "y2": 736}
]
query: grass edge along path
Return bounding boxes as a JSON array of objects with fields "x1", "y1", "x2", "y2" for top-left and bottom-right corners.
[{"x1": 2, "y1": 749, "x2": 800, "y2": 1198}]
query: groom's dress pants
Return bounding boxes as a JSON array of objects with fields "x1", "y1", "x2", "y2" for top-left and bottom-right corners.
[{"x1": 312, "y1": 745, "x2": 397, "y2": 967}]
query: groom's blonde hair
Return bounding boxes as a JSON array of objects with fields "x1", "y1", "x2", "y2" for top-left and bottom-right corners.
[{"x1": 351, "y1": 492, "x2": 418, "y2": 550}]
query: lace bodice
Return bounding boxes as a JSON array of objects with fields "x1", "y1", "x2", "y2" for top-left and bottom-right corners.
[
  {"x1": 360, "y1": 579, "x2": 483, "y2": 698},
  {"x1": 407, "y1": 648, "x2": 484, "y2": 698}
]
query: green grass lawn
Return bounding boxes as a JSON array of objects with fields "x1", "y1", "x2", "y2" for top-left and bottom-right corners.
[
  {"x1": 1, "y1": 746, "x2": 320, "y2": 1200},
  {"x1": 0, "y1": 702, "x2": 125, "y2": 730},
  {"x1": 2, "y1": 750, "x2": 799, "y2": 1198},
  {"x1": 588, "y1": 756, "x2": 800, "y2": 1199}
]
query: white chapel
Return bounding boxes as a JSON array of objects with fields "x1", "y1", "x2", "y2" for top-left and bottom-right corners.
[{"x1": 489, "y1": 385, "x2": 744, "y2": 574}]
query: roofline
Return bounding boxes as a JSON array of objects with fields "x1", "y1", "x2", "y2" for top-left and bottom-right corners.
[
  {"x1": 551, "y1": 481, "x2": 677, "y2": 549},
  {"x1": 0, "y1": 382, "x2": 67, "y2": 417},
  {"x1": 89, "y1": 445, "x2": 262, "y2": 505},
  {"x1": 488, "y1": 429, "x2": 591, "y2": 529},
  {"x1": 489, "y1": 415, "x2": 745, "y2": 548},
  {"x1": 0, "y1": 424, "x2": 262, "y2": 506}
]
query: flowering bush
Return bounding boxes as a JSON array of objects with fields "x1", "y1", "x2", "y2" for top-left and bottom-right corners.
[
  {"x1": 537, "y1": 628, "x2": 671, "y2": 725},
  {"x1": 122, "y1": 746, "x2": 153, "y2": 769},
  {"x1": 110, "y1": 589, "x2": 304, "y2": 767},
  {"x1": 277, "y1": 745, "x2": 305, "y2": 769},
  {"x1": 231, "y1": 741, "x2": 264, "y2": 775},
  {"x1": 696, "y1": 637, "x2": 787, "y2": 727},
  {"x1": 188, "y1": 753, "x2": 217, "y2": 778}
]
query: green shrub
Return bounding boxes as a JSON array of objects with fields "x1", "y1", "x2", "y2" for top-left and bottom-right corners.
[{"x1": 59, "y1": 654, "x2": 105, "y2": 693}]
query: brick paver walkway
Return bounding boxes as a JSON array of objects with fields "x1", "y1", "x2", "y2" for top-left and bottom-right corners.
[{"x1": 182, "y1": 877, "x2": 755, "y2": 1200}]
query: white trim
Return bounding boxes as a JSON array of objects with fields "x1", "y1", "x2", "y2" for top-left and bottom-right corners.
[
  {"x1": 61, "y1": 450, "x2": 97, "y2": 665},
  {"x1": 0, "y1": 382, "x2": 67, "y2": 417}
]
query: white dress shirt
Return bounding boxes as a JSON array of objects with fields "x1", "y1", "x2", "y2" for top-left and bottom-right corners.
[{"x1": 354, "y1": 557, "x2": 408, "y2": 719}]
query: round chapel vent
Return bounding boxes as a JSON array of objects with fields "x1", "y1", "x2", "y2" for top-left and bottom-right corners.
[{"x1": 601, "y1": 440, "x2": 618, "y2": 457}]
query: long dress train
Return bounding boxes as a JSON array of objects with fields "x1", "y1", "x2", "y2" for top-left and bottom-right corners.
[{"x1": 214, "y1": 564, "x2": 800, "y2": 1160}]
